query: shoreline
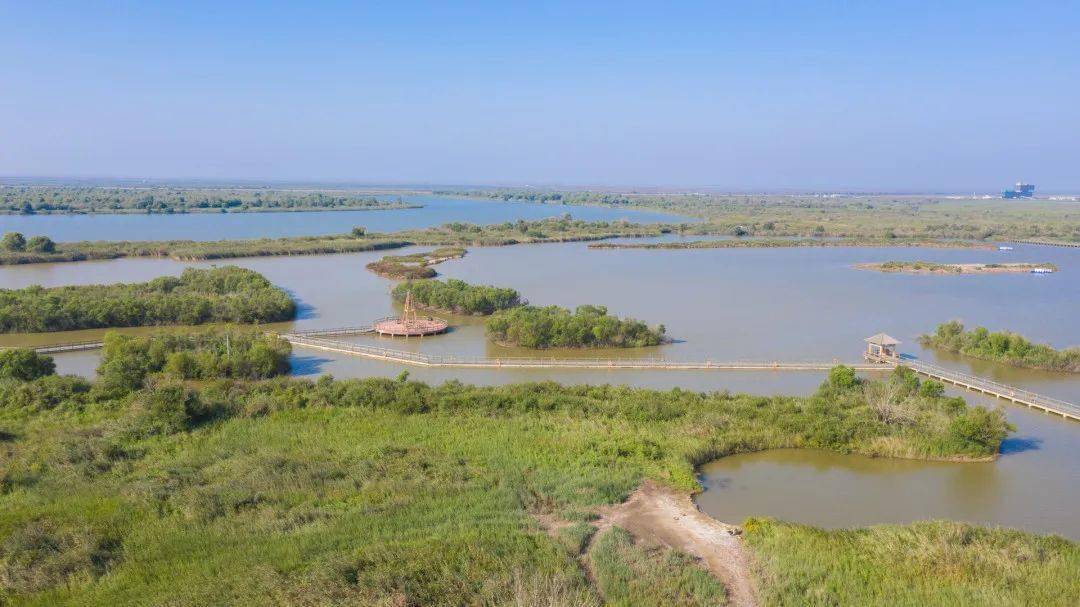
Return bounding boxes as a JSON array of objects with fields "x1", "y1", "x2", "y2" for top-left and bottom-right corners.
[{"x1": 855, "y1": 261, "x2": 1058, "y2": 274}]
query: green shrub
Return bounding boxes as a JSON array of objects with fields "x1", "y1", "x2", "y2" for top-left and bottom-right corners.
[
  {"x1": 921, "y1": 321, "x2": 1080, "y2": 372},
  {"x1": 0, "y1": 349, "x2": 55, "y2": 381},
  {"x1": 393, "y1": 278, "x2": 522, "y2": 315},
  {"x1": 947, "y1": 406, "x2": 1014, "y2": 453},
  {"x1": 1, "y1": 232, "x2": 26, "y2": 251},
  {"x1": 486, "y1": 304, "x2": 666, "y2": 349},
  {"x1": 97, "y1": 330, "x2": 291, "y2": 393},
  {"x1": 0, "y1": 266, "x2": 295, "y2": 333},
  {"x1": 25, "y1": 236, "x2": 56, "y2": 253}
]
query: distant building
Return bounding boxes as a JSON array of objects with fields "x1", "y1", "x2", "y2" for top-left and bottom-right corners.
[{"x1": 1002, "y1": 181, "x2": 1035, "y2": 199}]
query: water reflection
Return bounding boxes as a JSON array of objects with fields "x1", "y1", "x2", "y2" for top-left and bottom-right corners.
[
  {"x1": 290, "y1": 354, "x2": 334, "y2": 376},
  {"x1": 697, "y1": 448, "x2": 1075, "y2": 538}
]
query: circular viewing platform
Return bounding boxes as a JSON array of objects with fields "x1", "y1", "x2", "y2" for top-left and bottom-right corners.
[{"x1": 373, "y1": 316, "x2": 449, "y2": 337}]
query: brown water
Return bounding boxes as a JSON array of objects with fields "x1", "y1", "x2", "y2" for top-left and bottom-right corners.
[{"x1": 2, "y1": 238, "x2": 1078, "y2": 537}]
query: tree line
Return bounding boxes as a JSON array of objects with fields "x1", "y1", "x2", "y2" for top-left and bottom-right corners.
[
  {"x1": 0, "y1": 266, "x2": 296, "y2": 333},
  {"x1": 485, "y1": 304, "x2": 667, "y2": 349},
  {"x1": 0, "y1": 186, "x2": 418, "y2": 215},
  {"x1": 392, "y1": 278, "x2": 522, "y2": 315},
  {"x1": 921, "y1": 321, "x2": 1080, "y2": 372}
]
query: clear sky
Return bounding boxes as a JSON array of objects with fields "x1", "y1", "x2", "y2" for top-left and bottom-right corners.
[{"x1": 2, "y1": 1, "x2": 1078, "y2": 191}]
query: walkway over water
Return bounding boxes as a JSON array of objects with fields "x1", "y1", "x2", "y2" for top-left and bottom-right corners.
[
  {"x1": 283, "y1": 332, "x2": 879, "y2": 370},
  {"x1": 10, "y1": 328, "x2": 1077, "y2": 421},
  {"x1": 902, "y1": 357, "x2": 1080, "y2": 421}
]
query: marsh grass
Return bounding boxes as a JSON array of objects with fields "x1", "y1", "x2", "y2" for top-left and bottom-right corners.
[
  {"x1": 744, "y1": 518, "x2": 1079, "y2": 606},
  {"x1": 0, "y1": 353, "x2": 1030, "y2": 605},
  {"x1": 589, "y1": 526, "x2": 727, "y2": 606}
]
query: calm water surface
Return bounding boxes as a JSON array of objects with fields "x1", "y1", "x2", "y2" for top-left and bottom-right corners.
[
  {"x1": 0, "y1": 194, "x2": 689, "y2": 241},
  {"x1": 1, "y1": 238, "x2": 1078, "y2": 537}
]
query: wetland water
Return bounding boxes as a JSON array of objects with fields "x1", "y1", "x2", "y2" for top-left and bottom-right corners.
[
  {"x1": 0, "y1": 194, "x2": 689, "y2": 241},
  {"x1": 1, "y1": 229, "x2": 1078, "y2": 537}
]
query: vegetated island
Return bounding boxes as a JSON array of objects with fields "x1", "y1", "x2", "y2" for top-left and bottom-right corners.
[
  {"x1": 589, "y1": 238, "x2": 996, "y2": 250},
  {"x1": 3, "y1": 334, "x2": 1063, "y2": 607},
  {"x1": 392, "y1": 279, "x2": 523, "y2": 315},
  {"x1": 486, "y1": 304, "x2": 667, "y2": 348},
  {"x1": 856, "y1": 261, "x2": 1057, "y2": 274},
  {"x1": 0, "y1": 186, "x2": 422, "y2": 215},
  {"x1": 438, "y1": 188, "x2": 1080, "y2": 245},
  {"x1": 365, "y1": 247, "x2": 466, "y2": 279},
  {"x1": 921, "y1": 321, "x2": 1080, "y2": 373},
  {"x1": 0, "y1": 266, "x2": 295, "y2": 333},
  {"x1": 0, "y1": 218, "x2": 671, "y2": 265}
]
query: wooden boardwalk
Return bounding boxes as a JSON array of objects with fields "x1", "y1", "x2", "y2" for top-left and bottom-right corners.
[
  {"x1": 8, "y1": 329, "x2": 1078, "y2": 422},
  {"x1": 30, "y1": 341, "x2": 105, "y2": 354},
  {"x1": 903, "y1": 358, "x2": 1080, "y2": 421},
  {"x1": 283, "y1": 333, "x2": 882, "y2": 371}
]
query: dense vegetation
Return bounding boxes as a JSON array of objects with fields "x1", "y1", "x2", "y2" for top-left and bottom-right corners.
[
  {"x1": 392, "y1": 279, "x2": 523, "y2": 315},
  {"x1": 0, "y1": 349, "x2": 55, "y2": 381},
  {"x1": 485, "y1": 305, "x2": 667, "y2": 349},
  {"x1": 0, "y1": 186, "x2": 419, "y2": 215},
  {"x1": 96, "y1": 330, "x2": 291, "y2": 393},
  {"x1": 0, "y1": 218, "x2": 669, "y2": 266},
  {"x1": 440, "y1": 189, "x2": 1080, "y2": 243},
  {"x1": 921, "y1": 321, "x2": 1080, "y2": 372},
  {"x1": 364, "y1": 247, "x2": 467, "y2": 279},
  {"x1": 0, "y1": 337, "x2": 1023, "y2": 605},
  {"x1": 744, "y1": 518, "x2": 1078, "y2": 606},
  {"x1": 0, "y1": 267, "x2": 295, "y2": 333}
]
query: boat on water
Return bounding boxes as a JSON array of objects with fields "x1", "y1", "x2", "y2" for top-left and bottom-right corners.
[
  {"x1": 1031, "y1": 267, "x2": 1053, "y2": 274},
  {"x1": 998, "y1": 245, "x2": 1014, "y2": 251}
]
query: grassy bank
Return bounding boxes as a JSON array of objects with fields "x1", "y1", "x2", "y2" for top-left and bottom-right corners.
[
  {"x1": 921, "y1": 321, "x2": 1080, "y2": 372},
  {"x1": 588, "y1": 238, "x2": 994, "y2": 250},
  {"x1": 0, "y1": 336, "x2": 1018, "y2": 605},
  {"x1": 744, "y1": 518, "x2": 1078, "y2": 606},
  {"x1": 0, "y1": 218, "x2": 671, "y2": 266},
  {"x1": 392, "y1": 279, "x2": 523, "y2": 315},
  {"x1": 0, "y1": 267, "x2": 295, "y2": 333},
  {"x1": 440, "y1": 190, "x2": 1080, "y2": 243},
  {"x1": 857, "y1": 261, "x2": 1057, "y2": 274},
  {"x1": 486, "y1": 304, "x2": 667, "y2": 348},
  {"x1": 365, "y1": 247, "x2": 467, "y2": 279}
]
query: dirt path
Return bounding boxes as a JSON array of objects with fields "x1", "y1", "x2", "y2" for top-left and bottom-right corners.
[{"x1": 592, "y1": 480, "x2": 759, "y2": 607}]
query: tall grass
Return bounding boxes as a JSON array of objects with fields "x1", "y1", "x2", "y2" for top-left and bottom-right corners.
[
  {"x1": 0, "y1": 359, "x2": 1031, "y2": 605},
  {"x1": 744, "y1": 518, "x2": 1079, "y2": 606}
]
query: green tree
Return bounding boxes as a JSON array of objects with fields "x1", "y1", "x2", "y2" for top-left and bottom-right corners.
[
  {"x1": 2, "y1": 232, "x2": 27, "y2": 251},
  {"x1": 0, "y1": 348, "x2": 56, "y2": 380},
  {"x1": 25, "y1": 236, "x2": 56, "y2": 253}
]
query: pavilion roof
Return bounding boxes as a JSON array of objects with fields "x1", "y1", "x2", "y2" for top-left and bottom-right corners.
[{"x1": 864, "y1": 333, "x2": 900, "y2": 346}]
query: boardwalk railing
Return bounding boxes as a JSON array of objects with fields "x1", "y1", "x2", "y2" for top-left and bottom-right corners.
[
  {"x1": 10, "y1": 332, "x2": 1079, "y2": 422},
  {"x1": 282, "y1": 334, "x2": 878, "y2": 371},
  {"x1": 29, "y1": 341, "x2": 105, "y2": 354},
  {"x1": 286, "y1": 325, "x2": 375, "y2": 337},
  {"x1": 903, "y1": 358, "x2": 1080, "y2": 421}
]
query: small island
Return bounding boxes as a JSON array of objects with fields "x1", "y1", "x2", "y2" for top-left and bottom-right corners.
[
  {"x1": 485, "y1": 304, "x2": 667, "y2": 348},
  {"x1": 365, "y1": 247, "x2": 467, "y2": 279},
  {"x1": 0, "y1": 266, "x2": 295, "y2": 333},
  {"x1": 392, "y1": 279, "x2": 522, "y2": 315},
  {"x1": 921, "y1": 321, "x2": 1080, "y2": 373},
  {"x1": 856, "y1": 261, "x2": 1057, "y2": 274}
]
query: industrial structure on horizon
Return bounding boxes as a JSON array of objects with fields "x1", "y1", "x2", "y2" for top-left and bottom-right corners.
[{"x1": 1002, "y1": 180, "x2": 1035, "y2": 199}]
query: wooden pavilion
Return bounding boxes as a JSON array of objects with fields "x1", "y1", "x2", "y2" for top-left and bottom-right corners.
[{"x1": 864, "y1": 333, "x2": 900, "y2": 362}]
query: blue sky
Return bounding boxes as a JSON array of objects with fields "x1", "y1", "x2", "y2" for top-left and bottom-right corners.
[{"x1": 2, "y1": 1, "x2": 1078, "y2": 191}]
